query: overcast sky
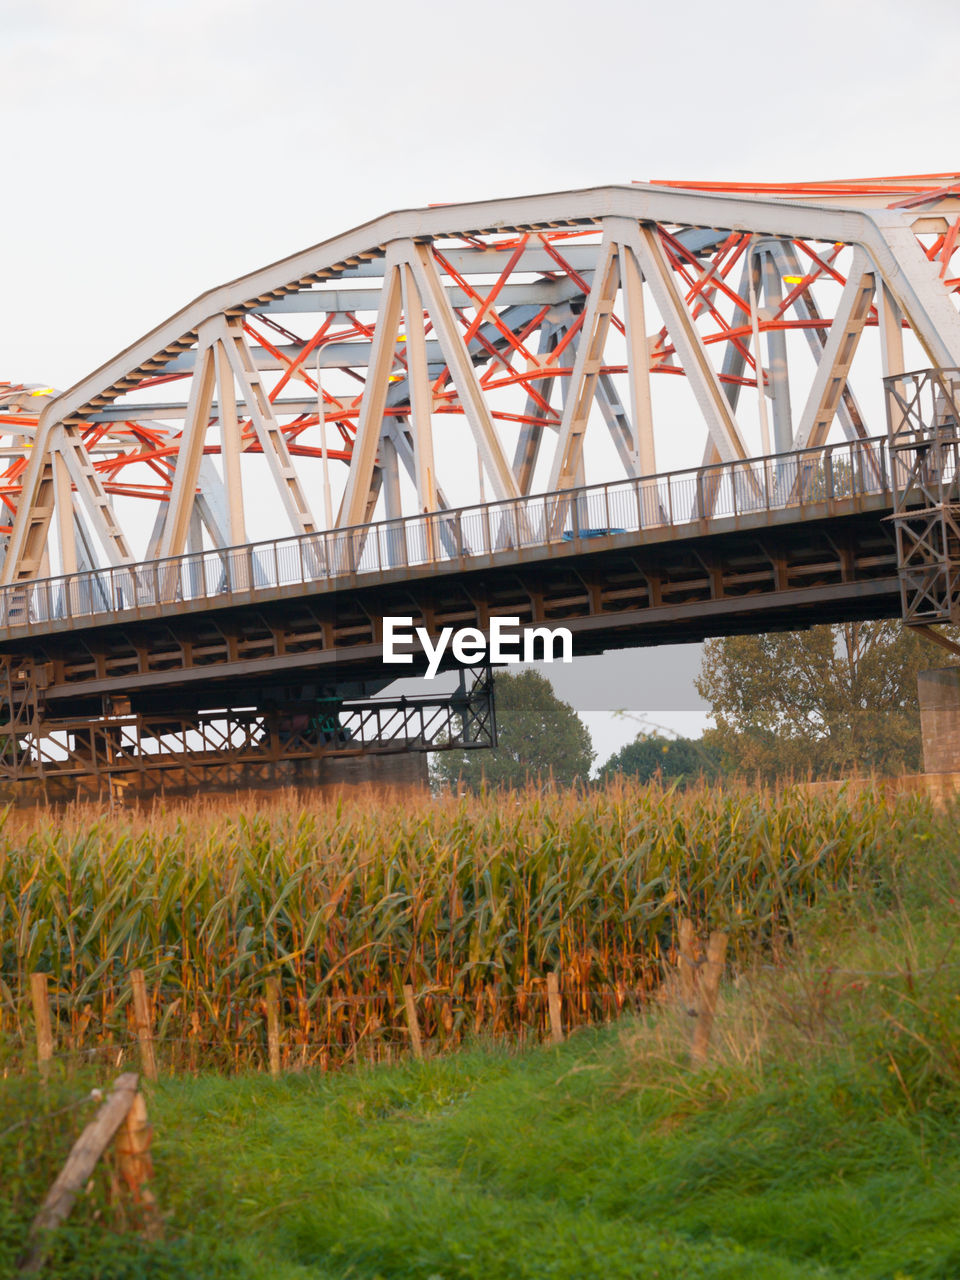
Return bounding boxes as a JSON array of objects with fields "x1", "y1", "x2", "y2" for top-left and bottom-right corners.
[
  {"x1": 6, "y1": 0, "x2": 956, "y2": 386},
  {"x1": 4, "y1": 0, "x2": 957, "y2": 763}
]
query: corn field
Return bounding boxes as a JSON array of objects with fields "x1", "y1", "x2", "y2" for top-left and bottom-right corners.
[{"x1": 0, "y1": 779, "x2": 937, "y2": 1073}]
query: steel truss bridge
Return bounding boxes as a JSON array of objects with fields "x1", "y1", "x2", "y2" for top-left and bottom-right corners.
[{"x1": 3, "y1": 175, "x2": 960, "y2": 799}]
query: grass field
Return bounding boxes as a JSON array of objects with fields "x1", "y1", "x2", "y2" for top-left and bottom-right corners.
[{"x1": 3, "y1": 783, "x2": 960, "y2": 1277}]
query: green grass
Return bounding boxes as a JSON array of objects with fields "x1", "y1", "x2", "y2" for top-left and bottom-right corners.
[
  {"x1": 6, "y1": 907, "x2": 960, "y2": 1278},
  {"x1": 4, "y1": 801, "x2": 960, "y2": 1278}
]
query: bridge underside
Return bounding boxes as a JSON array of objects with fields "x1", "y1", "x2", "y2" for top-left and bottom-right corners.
[
  {"x1": 0, "y1": 501, "x2": 899, "y2": 799},
  {"x1": 13, "y1": 507, "x2": 898, "y2": 708}
]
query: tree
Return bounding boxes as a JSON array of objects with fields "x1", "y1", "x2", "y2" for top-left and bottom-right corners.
[
  {"x1": 432, "y1": 669, "x2": 594, "y2": 790},
  {"x1": 598, "y1": 732, "x2": 720, "y2": 786},
  {"x1": 695, "y1": 621, "x2": 949, "y2": 780}
]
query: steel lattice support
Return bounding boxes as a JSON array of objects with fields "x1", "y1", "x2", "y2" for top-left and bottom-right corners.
[
  {"x1": 0, "y1": 662, "x2": 494, "y2": 798},
  {"x1": 886, "y1": 366, "x2": 960, "y2": 623}
]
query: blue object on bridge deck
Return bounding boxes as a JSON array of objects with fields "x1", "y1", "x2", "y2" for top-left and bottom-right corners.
[{"x1": 562, "y1": 527, "x2": 627, "y2": 541}]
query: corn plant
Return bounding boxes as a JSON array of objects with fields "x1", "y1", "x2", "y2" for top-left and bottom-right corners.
[{"x1": 0, "y1": 778, "x2": 937, "y2": 1073}]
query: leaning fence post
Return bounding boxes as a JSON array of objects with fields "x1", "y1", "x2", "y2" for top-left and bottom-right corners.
[
  {"x1": 129, "y1": 969, "x2": 157, "y2": 1082},
  {"x1": 265, "y1": 977, "x2": 281, "y2": 1077},
  {"x1": 402, "y1": 984, "x2": 423, "y2": 1060},
  {"x1": 690, "y1": 931, "x2": 729, "y2": 1066},
  {"x1": 29, "y1": 973, "x2": 54, "y2": 1077},
  {"x1": 18, "y1": 1072, "x2": 140, "y2": 1274},
  {"x1": 546, "y1": 971, "x2": 564, "y2": 1045}
]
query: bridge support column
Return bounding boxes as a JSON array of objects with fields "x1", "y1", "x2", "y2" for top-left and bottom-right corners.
[{"x1": 918, "y1": 668, "x2": 960, "y2": 772}]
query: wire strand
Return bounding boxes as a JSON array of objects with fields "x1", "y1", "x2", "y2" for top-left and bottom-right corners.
[{"x1": 0, "y1": 1090, "x2": 99, "y2": 1143}]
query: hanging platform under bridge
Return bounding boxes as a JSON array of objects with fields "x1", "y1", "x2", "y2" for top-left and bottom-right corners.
[{"x1": 0, "y1": 662, "x2": 495, "y2": 804}]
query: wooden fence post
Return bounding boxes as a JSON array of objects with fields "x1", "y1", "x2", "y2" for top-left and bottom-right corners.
[
  {"x1": 114, "y1": 1090, "x2": 162, "y2": 1239},
  {"x1": 677, "y1": 917, "x2": 699, "y2": 1012},
  {"x1": 129, "y1": 970, "x2": 157, "y2": 1082},
  {"x1": 29, "y1": 973, "x2": 53, "y2": 1077},
  {"x1": 18, "y1": 1072, "x2": 140, "y2": 1274},
  {"x1": 402, "y1": 984, "x2": 423, "y2": 1060},
  {"x1": 690, "y1": 931, "x2": 728, "y2": 1066},
  {"x1": 546, "y1": 971, "x2": 564, "y2": 1045},
  {"x1": 265, "y1": 977, "x2": 281, "y2": 1077}
]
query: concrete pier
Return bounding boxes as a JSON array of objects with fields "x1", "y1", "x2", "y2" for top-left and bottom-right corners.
[{"x1": 918, "y1": 667, "x2": 960, "y2": 773}]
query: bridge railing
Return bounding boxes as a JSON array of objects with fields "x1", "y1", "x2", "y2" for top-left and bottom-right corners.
[{"x1": 0, "y1": 435, "x2": 890, "y2": 634}]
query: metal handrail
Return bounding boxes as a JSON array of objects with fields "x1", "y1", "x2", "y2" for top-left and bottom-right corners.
[{"x1": 0, "y1": 435, "x2": 892, "y2": 635}]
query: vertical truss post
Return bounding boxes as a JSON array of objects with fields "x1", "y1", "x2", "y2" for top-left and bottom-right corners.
[
  {"x1": 158, "y1": 332, "x2": 217, "y2": 560},
  {"x1": 56, "y1": 429, "x2": 135, "y2": 570},
  {"x1": 701, "y1": 249, "x2": 754, "y2": 469},
  {"x1": 878, "y1": 282, "x2": 906, "y2": 388},
  {"x1": 215, "y1": 340, "x2": 247, "y2": 546},
  {"x1": 513, "y1": 322, "x2": 561, "y2": 494},
  {"x1": 380, "y1": 433, "x2": 405, "y2": 567},
  {"x1": 617, "y1": 231, "x2": 656, "y2": 478},
  {"x1": 403, "y1": 241, "x2": 521, "y2": 502},
  {"x1": 53, "y1": 452, "x2": 77, "y2": 577},
  {"x1": 548, "y1": 234, "x2": 621, "y2": 491},
  {"x1": 217, "y1": 318, "x2": 318, "y2": 538},
  {"x1": 887, "y1": 367, "x2": 960, "y2": 625},
  {"x1": 698, "y1": 251, "x2": 755, "y2": 513},
  {"x1": 632, "y1": 224, "x2": 751, "y2": 464}
]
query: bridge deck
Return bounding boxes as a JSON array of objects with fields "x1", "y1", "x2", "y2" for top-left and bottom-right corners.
[{"x1": 0, "y1": 436, "x2": 892, "y2": 645}]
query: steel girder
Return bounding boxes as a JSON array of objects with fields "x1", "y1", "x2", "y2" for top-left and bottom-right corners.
[
  {"x1": 5, "y1": 176, "x2": 960, "y2": 591},
  {"x1": 0, "y1": 498, "x2": 899, "y2": 745}
]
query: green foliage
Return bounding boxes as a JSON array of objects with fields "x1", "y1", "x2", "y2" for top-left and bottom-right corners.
[
  {"x1": 696, "y1": 621, "x2": 949, "y2": 780},
  {"x1": 15, "y1": 915, "x2": 960, "y2": 1279},
  {"x1": 433, "y1": 669, "x2": 595, "y2": 790},
  {"x1": 598, "y1": 731, "x2": 721, "y2": 785},
  {"x1": 0, "y1": 1068, "x2": 252, "y2": 1277}
]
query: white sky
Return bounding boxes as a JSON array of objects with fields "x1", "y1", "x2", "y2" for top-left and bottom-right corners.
[
  {"x1": 4, "y1": 0, "x2": 958, "y2": 766},
  {"x1": 5, "y1": 0, "x2": 957, "y2": 387}
]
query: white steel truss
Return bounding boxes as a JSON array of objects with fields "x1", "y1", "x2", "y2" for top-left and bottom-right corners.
[{"x1": 5, "y1": 178, "x2": 960, "y2": 584}]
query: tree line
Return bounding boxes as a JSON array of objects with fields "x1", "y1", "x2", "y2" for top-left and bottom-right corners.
[{"x1": 432, "y1": 621, "x2": 951, "y2": 789}]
